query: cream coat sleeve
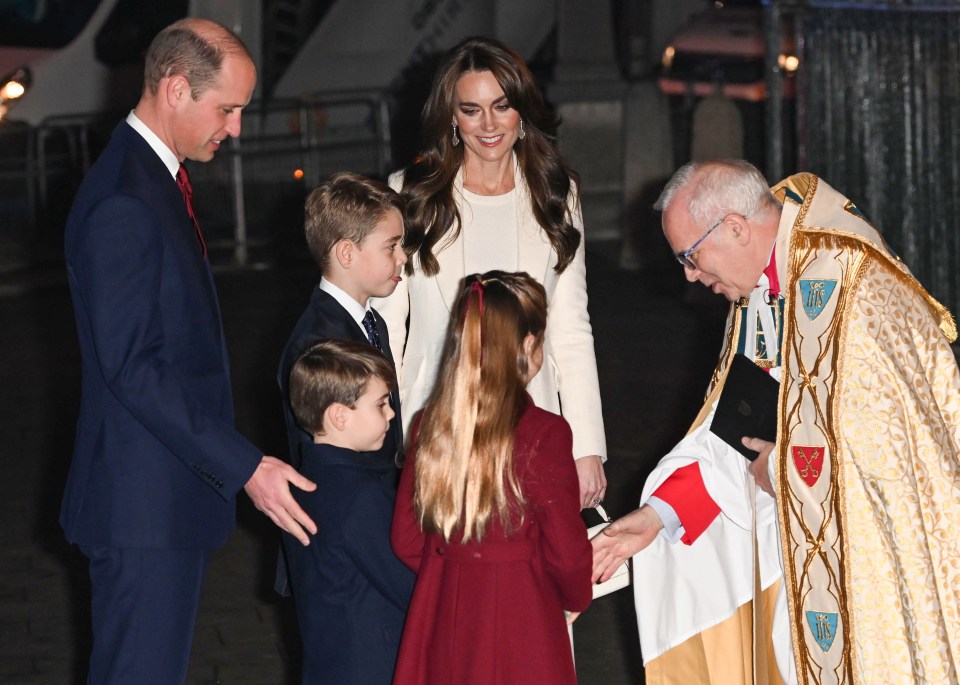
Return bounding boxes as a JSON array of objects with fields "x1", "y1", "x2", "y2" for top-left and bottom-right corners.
[{"x1": 536, "y1": 190, "x2": 607, "y2": 460}]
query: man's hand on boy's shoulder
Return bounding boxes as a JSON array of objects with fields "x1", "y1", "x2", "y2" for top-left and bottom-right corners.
[{"x1": 244, "y1": 456, "x2": 318, "y2": 545}]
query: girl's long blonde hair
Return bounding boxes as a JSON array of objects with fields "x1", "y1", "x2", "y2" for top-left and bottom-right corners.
[{"x1": 414, "y1": 271, "x2": 547, "y2": 542}]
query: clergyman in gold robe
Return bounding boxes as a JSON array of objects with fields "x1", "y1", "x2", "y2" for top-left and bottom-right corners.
[{"x1": 593, "y1": 159, "x2": 960, "y2": 685}]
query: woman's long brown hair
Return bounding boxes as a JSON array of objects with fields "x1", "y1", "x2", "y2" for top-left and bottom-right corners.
[
  {"x1": 414, "y1": 271, "x2": 548, "y2": 542},
  {"x1": 400, "y1": 36, "x2": 581, "y2": 277}
]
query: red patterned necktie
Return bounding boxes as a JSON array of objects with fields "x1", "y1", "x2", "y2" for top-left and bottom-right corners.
[{"x1": 175, "y1": 164, "x2": 207, "y2": 258}]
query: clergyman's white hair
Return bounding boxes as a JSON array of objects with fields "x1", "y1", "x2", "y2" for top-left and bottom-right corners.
[{"x1": 654, "y1": 159, "x2": 781, "y2": 226}]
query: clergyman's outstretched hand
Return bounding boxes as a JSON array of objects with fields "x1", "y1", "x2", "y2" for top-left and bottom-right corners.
[{"x1": 591, "y1": 504, "x2": 663, "y2": 583}]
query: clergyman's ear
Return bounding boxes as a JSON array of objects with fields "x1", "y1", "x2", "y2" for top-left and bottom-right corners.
[{"x1": 732, "y1": 214, "x2": 751, "y2": 245}]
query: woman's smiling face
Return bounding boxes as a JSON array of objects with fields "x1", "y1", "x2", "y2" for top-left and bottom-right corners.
[{"x1": 453, "y1": 70, "x2": 521, "y2": 167}]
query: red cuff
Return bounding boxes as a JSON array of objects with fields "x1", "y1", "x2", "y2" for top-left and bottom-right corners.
[{"x1": 652, "y1": 462, "x2": 721, "y2": 545}]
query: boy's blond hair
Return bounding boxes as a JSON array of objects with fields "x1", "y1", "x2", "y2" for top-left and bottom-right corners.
[{"x1": 304, "y1": 172, "x2": 405, "y2": 273}]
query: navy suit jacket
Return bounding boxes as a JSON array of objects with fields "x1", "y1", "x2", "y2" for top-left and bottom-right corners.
[
  {"x1": 281, "y1": 443, "x2": 414, "y2": 684},
  {"x1": 276, "y1": 286, "x2": 402, "y2": 470},
  {"x1": 61, "y1": 122, "x2": 262, "y2": 549}
]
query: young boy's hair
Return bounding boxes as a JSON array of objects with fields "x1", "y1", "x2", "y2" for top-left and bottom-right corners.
[
  {"x1": 289, "y1": 339, "x2": 396, "y2": 436},
  {"x1": 304, "y1": 172, "x2": 405, "y2": 272},
  {"x1": 415, "y1": 271, "x2": 548, "y2": 543}
]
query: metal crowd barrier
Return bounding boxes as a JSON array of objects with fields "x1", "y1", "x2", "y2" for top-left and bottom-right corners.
[{"x1": 0, "y1": 90, "x2": 393, "y2": 269}]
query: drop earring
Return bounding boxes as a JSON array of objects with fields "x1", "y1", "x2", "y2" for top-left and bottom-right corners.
[
  {"x1": 518, "y1": 119, "x2": 526, "y2": 140},
  {"x1": 451, "y1": 117, "x2": 460, "y2": 146}
]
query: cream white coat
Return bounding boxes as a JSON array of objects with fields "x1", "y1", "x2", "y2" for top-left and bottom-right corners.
[{"x1": 371, "y1": 161, "x2": 606, "y2": 460}]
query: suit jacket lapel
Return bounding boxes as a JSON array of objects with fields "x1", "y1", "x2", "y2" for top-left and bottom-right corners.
[
  {"x1": 304, "y1": 290, "x2": 405, "y2": 456},
  {"x1": 121, "y1": 123, "x2": 230, "y2": 374},
  {"x1": 312, "y1": 288, "x2": 367, "y2": 343}
]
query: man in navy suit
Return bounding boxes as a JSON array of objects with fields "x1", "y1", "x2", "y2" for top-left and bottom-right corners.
[{"x1": 61, "y1": 18, "x2": 317, "y2": 684}]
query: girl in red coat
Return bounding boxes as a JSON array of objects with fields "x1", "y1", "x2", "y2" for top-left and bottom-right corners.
[{"x1": 391, "y1": 270, "x2": 592, "y2": 684}]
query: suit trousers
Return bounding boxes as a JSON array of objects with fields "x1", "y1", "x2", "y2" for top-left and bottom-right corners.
[{"x1": 81, "y1": 545, "x2": 211, "y2": 685}]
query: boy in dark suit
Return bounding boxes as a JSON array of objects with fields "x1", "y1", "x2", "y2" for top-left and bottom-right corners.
[
  {"x1": 284, "y1": 340, "x2": 415, "y2": 684},
  {"x1": 277, "y1": 172, "x2": 407, "y2": 472}
]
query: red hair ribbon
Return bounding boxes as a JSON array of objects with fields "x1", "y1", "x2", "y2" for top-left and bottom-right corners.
[{"x1": 469, "y1": 280, "x2": 484, "y2": 315}]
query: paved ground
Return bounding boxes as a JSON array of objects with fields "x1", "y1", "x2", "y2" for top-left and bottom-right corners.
[{"x1": 0, "y1": 240, "x2": 729, "y2": 684}]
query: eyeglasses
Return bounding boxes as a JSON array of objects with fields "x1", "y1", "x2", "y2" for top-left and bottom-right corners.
[{"x1": 674, "y1": 214, "x2": 746, "y2": 270}]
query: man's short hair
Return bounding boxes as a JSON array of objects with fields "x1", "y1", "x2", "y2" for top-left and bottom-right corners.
[
  {"x1": 289, "y1": 338, "x2": 396, "y2": 436},
  {"x1": 304, "y1": 172, "x2": 405, "y2": 273},
  {"x1": 143, "y1": 18, "x2": 252, "y2": 98},
  {"x1": 655, "y1": 159, "x2": 781, "y2": 224}
]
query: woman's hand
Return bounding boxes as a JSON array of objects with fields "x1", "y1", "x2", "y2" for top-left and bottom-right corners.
[{"x1": 575, "y1": 455, "x2": 606, "y2": 509}]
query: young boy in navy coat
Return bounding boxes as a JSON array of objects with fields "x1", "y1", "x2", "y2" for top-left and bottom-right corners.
[{"x1": 283, "y1": 339, "x2": 414, "y2": 684}]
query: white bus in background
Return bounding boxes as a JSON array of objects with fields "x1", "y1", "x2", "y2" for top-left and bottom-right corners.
[
  {"x1": 0, "y1": 0, "x2": 261, "y2": 125},
  {"x1": 0, "y1": 0, "x2": 553, "y2": 128}
]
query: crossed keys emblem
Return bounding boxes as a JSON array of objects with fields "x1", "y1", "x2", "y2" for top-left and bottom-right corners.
[{"x1": 792, "y1": 445, "x2": 825, "y2": 487}]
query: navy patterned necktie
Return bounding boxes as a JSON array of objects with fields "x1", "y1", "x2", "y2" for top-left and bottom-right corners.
[
  {"x1": 175, "y1": 164, "x2": 207, "y2": 258},
  {"x1": 361, "y1": 310, "x2": 382, "y2": 351}
]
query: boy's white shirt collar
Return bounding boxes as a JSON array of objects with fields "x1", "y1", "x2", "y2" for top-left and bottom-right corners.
[
  {"x1": 319, "y1": 277, "x2": 371, "y2": 334},
  {"x1": 126, "y1": 111, "x2": 180, "y2": 179}
]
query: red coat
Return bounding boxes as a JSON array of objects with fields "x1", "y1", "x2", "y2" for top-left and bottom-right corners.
[{"x1": 391, "y1": 400, "x2": 592, "y2": 685}]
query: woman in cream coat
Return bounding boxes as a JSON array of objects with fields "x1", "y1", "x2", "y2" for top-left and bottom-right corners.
[{"x1": 373, "y1": 36, "x2": 607, "y2": 507}]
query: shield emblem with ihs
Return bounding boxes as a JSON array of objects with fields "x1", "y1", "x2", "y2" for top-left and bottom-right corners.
[
  {"x1": 806, "y1": 611, "x2": 839, "y2": 652},
  {"x1": 799, "y1": 279, "x2": 838, "y2": 320},
  {"x1": 792, "y1": 445, "x2": 824, "y2": 487}
]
